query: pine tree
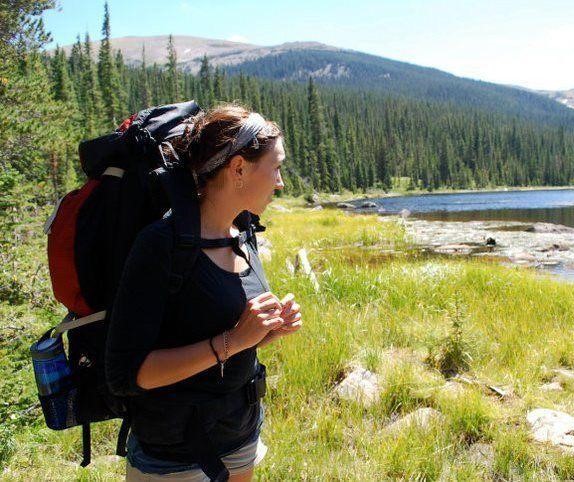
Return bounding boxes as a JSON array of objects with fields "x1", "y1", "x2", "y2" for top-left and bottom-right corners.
[
  {"x1": 199, "y1": 54, "x2": 213, "y2": 106},
  {"x1": 51, "y1": 46, "x2": 73, "y2": 102},
  {"x1": 138, "y1": 45, "x2": 151, "y2": 108},
  {"x1": 97, "y1": 1, "x2": 121, "y2": 128},
  {"x1": 166, "y1": 34, "x2": 179, "y2": 102},
  {"x1": 81, "y1": 33, "x2": 103, "y2": 138},
  {"x1": 213, "y1": 66, "x2": 224, "y2": 101}
]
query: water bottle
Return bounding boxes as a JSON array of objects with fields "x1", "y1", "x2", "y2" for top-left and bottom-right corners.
[{"x1": 30, "y1": 334, "x2": 75, "y2": 429}]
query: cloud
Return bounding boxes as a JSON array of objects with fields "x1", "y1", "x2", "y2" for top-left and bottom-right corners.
[{"x1": 226, "y1": 34, "x2": 250, "y2": 44}]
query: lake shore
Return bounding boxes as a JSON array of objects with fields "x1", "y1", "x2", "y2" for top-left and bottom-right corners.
[{"x1": 306, "y1": 184, "x2": 574, "y2": 205}]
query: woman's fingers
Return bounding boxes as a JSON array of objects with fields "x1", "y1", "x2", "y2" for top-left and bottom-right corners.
[
  {"x1": 252, "y1": 291, "x2": 280, "y2": 307},
  {"x1": 252, "y1": 295, "x2": 282, "y2": 312},
  {"x1": 280, "y1": 318, "x2": 302, "y2": 332},
  {"x1": 281, "y1": 312, "x2": 302, "y2": 327},
  {"x1": 262, "y1": 316, "x2": 284, "y2": 330},
  {"x1": 280, "y1": 293, "x2": 295, "y2": 305},
  {"x1": 282, "y1": 302, "x2": 300, "y2": 319}
]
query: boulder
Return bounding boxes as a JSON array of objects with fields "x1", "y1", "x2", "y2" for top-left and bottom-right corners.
[
  {"x1": 385, "y1": 407, "x2": 444, "y2": 434},
  {"x1": 333, "y1": 367, "x2": 380, "y2": 406},
  {"x1": 311, "y1": 205, "x2": 323, "y2": 211},
  {"x1": 540, "y1": 381, "x2": 563, "y2": 392},
  {"x1": 509, "y1": 250, "x2": 536, "y2": 264},
  {"x1": 527, "y1": 223, "x2": 574, "y2": 234},
  {"x1": 257, "y1": 236, "x2": 273, "y2": 262},
  {"x1": 433, "y1": 243, "x2": 476, "y2": 255},
  {"x1": 440, "y1": 380, "x2": 466, "y2": 396},
  {"x1": 294, "y1": 248, "x2": 320, "y2": 291},
  {"x1": 538, "y1": 243, "x2": 570, "y2": 252},
  {"x1": 361, "y1": 201, "x2": 378, "y2": 208},
  {"x1": 337, "y1": 202, "x2": 355, "y2": 210},
  {"x1": 400, "y1": 208, "x2": 411, "y2": 219},
  {"x1": 269, "y1": 204, "x2": 291, "y2": 212},
  {"x1": 527, "y1": 408, "x2": 574, "y2": 450},
  {"x1": 553, "y1": 368, "x2": 574, "y2": 380}
]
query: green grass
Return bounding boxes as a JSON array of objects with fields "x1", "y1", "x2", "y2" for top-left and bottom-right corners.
[{"x1": 3, "y1": 202, "x2": 574, "y2": 480}]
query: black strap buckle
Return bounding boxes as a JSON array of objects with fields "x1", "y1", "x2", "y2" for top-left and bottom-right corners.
[{"x1": 246, "y1": 364, "x2": 267, "y2": 405}]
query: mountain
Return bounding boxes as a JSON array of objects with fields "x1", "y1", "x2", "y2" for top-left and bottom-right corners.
[
  {"x1": 58, "y1": 35, "x2": 574, "y2": 126},
  {"x1": 538, "y1": 89, "x2": 574, "y2": 109}
]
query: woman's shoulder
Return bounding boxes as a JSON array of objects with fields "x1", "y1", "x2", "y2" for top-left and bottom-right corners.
[
  {"x1": 127, "y1": 217, "x2": 175, "y2": 264},
  {"x1": 134, "y1": 217, "x2": 174, "y2": 247}
]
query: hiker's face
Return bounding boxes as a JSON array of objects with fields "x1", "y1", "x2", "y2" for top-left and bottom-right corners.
[{"x1": 242, "y1": 137, "x2": 285, "y2": 215}]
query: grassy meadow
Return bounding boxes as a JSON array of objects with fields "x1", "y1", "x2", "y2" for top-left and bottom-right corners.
[{"x1": 3, "y1": 198, "x2": 574, "y2": 480}]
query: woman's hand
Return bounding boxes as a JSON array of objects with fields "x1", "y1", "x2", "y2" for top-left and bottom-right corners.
[
  {"x1": 257, "y1": 293, "x2": 302, "y2": 348},
  {"x1": 231, "y1": 291, "x2": 284, "y2": 351}
]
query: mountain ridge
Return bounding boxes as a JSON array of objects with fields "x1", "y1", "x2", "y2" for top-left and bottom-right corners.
[{"x1": 55, "y1": 34, "x2": 574, "y2": 124}]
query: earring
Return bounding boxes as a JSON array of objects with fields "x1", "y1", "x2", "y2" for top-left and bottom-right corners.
[{"x1": 234, "y1": 179, "x2": 244, "y2": 189}]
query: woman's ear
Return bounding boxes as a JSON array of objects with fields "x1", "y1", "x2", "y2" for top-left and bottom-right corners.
[{"x1": 228, "y1": 155, "x2": 245, "y2": 178}]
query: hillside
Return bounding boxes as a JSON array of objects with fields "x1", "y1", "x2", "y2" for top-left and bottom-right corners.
[{"x1": 58, "y1": 35, "x2": 574, "y2": 127}]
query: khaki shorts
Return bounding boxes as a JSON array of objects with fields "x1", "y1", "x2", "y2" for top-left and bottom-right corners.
[{"x1": 126, "y1": 436, "x2": 268, "y2": 481}]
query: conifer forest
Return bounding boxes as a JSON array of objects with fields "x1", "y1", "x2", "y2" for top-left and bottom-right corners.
[{"x1": 3, "y1": 0, "x2": 574, "y2": 203}]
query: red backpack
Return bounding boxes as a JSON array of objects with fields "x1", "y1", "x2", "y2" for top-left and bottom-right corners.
[
  {"x1": 34, "y1": 100, "x2": 266, "y2": 479},
  {"x1": 38, "y1": 101, "x2": 202, "y2": 466}
]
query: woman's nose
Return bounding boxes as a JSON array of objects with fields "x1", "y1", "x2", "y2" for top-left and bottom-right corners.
[{"x1": 276, "y1": 172, "x2": 285, "y2": 190}]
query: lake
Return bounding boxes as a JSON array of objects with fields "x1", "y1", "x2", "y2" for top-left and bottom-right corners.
[
  {"x1": 349, "y1": 188, "x2": 574, "y2": 281},
  {"x1": 355, "y1": 188, "x2": 574, "y2": 227}
]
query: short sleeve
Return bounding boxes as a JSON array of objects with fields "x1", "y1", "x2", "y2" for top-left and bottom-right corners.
[{"x1": 105, "y1": 223, "x2": 173, "y2": 397}]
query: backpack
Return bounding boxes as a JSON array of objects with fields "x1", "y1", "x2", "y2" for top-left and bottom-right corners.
[{"x1": 32, "y1": 101, "x2": 266, "y2": 479}]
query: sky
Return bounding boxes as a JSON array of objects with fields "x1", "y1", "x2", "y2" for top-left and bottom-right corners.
[{"x1": 42, "y1": 0, "x2": 574, "y2": 91}]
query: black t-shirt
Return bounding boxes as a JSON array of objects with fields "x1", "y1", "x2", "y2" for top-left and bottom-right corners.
[{"x1": 105, "y1": 216, "x2": 269, "y2": 459}]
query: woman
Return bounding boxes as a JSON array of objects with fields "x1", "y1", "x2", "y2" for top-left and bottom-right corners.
[{"x1": 105, "y1": 104, "x2": 302, "y2": 481}]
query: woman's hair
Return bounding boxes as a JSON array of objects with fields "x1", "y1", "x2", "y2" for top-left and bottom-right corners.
[{"x1": 173, "y1": 104, "x2": 282, "y2": 187}]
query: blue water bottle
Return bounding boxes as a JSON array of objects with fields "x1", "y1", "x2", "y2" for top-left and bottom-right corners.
[{"x1": 30, "y1": 333, "x2": 75, "y2": 430}]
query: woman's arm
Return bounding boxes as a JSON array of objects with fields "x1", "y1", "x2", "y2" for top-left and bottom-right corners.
[
  {"x1": 136, "y1": 330, "x2": 243, "y2": 390},
  {"x1": 136, "y1": 291, "x2": 285, "y2": 390}
]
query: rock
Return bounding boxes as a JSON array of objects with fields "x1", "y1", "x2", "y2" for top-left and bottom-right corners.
[
  {"x1": 538, "y1": 243, "x2": 570, "y2": 252},
  {"x1": 433, "y1": 243, "x2": 476, "y2": 255},
  {"x1": 334, "y1": 367, "x2": 380, "y2": 406},
  {"x1": 361, "y1": 201, "x2": 377, "y2": 208},
  {"x1": 311, "y1": 205, "x2": 323, "y2": 211},
  {"x1": 400, "y1": 208, "x2": 411, "y2": 219},
  {"x1": 285, "y1": 258, "x2": 295, "y2": 275},
  {"x1": 509, "y1": 250, "x2": 536, "y2": 264},
  {"x1": 527, "y1": 223, "x2": 574, "y2": 234},
  {"x1": 553, "y1": 368, "x2": 574, "y2": 380},
  {"x1": 258, "y1": 246, "x2": 272, "y2": 262},
  {"x1": 487, "y1": 384, "x2": 513, "y2": 399},
  {"x1": 540, "y1": 381, "x2": 564, "y2": 392},
  {"x1": 527, "y1": 408, "x2": 574, "y2": 450},
  {"x1": 385, "y1": 408, "x2": 445, "y2": 434},
  {"x1": 377, "y1": 207, "x2": 386, "y2": 214},
  {"x1": 269, "y1": 204, "x2": 291, "y2": 212},
  {"x1": 467, "y1": 443, "x2": 495, "y2": 469},
  {"x1": 294, "y1": 248, "x2": 320, "y2": 292},
  {"x1": 440, "y1": 380, "x2": 466, "y2": 396},
  {"x1": 257, "y1": 235, "x2": 272, "y2": 249},
  {"x1": 337, "y1": 202, "x2": 355, "y2": 209},
  {"x1": 485, "y1": 237, "x2": 496, "y2": 246},
  {"x1": 257, "y1": 236, "x2": 273, "y2": 262}
]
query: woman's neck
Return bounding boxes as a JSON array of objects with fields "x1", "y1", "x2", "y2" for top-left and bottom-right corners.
[{"x1": 199, "y1": 195, "x2": 241, "y2": 239}]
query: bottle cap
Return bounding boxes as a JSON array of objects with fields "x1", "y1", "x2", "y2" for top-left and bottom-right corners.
[{"x1": 30, "y1": 336, "x2": 64, "y2": 360}]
